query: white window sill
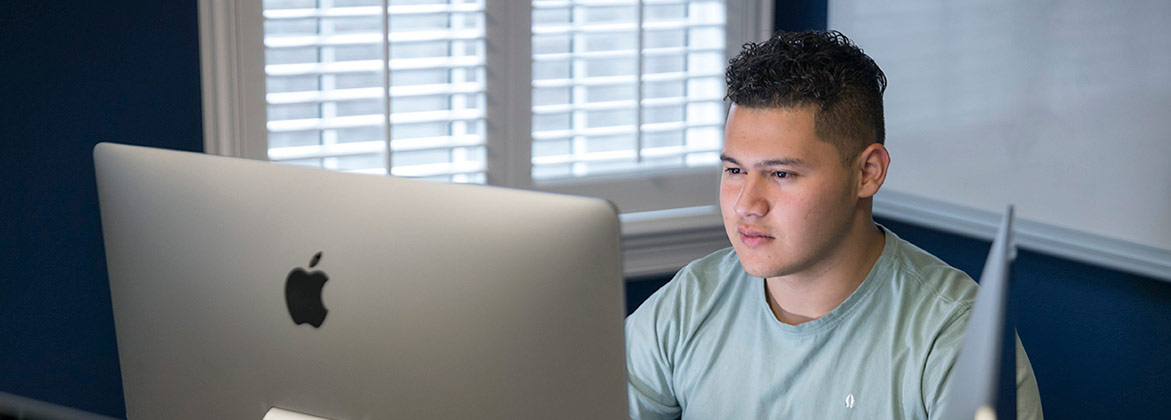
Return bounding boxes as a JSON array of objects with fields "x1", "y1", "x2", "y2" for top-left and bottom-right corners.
[{"x1": 620, "y1": 205, "x2": 729, "y2": 279}]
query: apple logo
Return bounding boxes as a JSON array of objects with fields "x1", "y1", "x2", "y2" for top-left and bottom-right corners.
[{"x1": 285, "y1": 251, "x2": 329, "y2": 328}]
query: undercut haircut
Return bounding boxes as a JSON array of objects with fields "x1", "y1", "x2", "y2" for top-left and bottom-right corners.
[{"x1": 725, "y1": 30, "x2": 887, "y2": 166}]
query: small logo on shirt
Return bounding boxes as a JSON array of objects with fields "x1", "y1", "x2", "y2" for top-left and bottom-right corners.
[{"x1": 845, "y1": 393, "x2": 855, "y2": 409}]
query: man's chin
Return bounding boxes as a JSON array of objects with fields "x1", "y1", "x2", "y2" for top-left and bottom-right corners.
[
  {"x1": 743, "y1": 267, "x2": 773, "y2": 278},
  {"x1": 735, "y1": 254, "x2": 783, "y2": 279},
  {"x1": 736, "y1": 249, "x2": 807, "y2": 279}
]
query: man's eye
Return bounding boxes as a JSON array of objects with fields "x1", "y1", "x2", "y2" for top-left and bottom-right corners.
[
  {"x1": 774, "y1": 171, "x2": 793, "y2": 179},
  {"x1": 724, "y1": 168, "x2": 742, "y2": 175}
]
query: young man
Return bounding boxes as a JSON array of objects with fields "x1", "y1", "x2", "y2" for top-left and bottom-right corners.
[{"x1": 625, "y1": 31, "x2": 1043, "y2": 419}]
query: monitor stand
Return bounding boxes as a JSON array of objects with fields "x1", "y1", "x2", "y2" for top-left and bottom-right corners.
[{"x1": 264, "y1": 407, "x2": 333, "y2": 420}]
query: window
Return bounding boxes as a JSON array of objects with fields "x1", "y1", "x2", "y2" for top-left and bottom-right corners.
[
  {"x1": 199, "y1": 0, "x2": 772, "y2": 274},
  {"x1": 529, "y1": 1, "x2": 728, "y2": 182},
  {"x1": 263, "y1": 0, "x2": 489, "y2": 183}
]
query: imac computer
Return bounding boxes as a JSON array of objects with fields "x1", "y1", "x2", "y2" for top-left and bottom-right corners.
[{"x1": 93, "y1": 143, "x2": 628, "y2": 419}]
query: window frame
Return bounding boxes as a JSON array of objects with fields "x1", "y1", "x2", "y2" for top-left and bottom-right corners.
[{"x1": 198, "y1": 0, "x2": 774, "y2": 276}]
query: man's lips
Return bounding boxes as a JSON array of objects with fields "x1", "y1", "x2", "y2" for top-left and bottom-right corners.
[{"x1": 737, "y1": 226, "x2": 774, "y2": 247}]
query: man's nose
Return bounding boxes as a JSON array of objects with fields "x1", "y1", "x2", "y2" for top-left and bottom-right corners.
[{"x1": 734, "y1": 175, "x2": 769, "y2": 219}]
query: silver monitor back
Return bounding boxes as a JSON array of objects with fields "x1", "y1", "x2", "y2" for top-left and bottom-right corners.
[
  {"x1": 940, "y1": 206, "x2": 1018, "y2": 420},
  {"x1": 93, "y1": 143, "x2": 628, "y2": 420}
]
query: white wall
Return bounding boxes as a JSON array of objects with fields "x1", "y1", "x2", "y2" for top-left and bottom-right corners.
[{"x1": 830, "y1": 0, "x2": 1171, "y2": 252}]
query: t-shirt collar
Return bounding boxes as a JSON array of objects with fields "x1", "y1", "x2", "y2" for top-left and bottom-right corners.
[{"x1": 755, "y1": 224, "x2": 899, "y2": 336}]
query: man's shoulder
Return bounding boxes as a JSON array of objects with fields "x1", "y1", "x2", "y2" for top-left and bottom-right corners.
[
  {"x1": 883, "y1": 229, "x2": 979, "y2": 318},
  {"x1": 627, "y1": 247, "x2": 744, "y2": 322},
  {"x1": 669, "y1": 246, "x2": 749, "y2": 298},
  {"x1": 678, "y1": 246, "x2": 741, "y2": 280}
]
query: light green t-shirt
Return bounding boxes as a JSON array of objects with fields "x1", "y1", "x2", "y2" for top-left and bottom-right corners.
[{"x1": 625, "y1": 226, "x2": 1043, "y2": 420}]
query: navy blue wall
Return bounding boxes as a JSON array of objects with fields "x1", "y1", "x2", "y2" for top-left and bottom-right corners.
[
  {"x1": 773, "y1": 0, "x2": 827, "y2": 33},
  {"x1": 0, "y1": 1, "x2": 203, "y2": 418},
  {"x1": 879, "y1": 218, "x2": 1171, "y2": 419}
]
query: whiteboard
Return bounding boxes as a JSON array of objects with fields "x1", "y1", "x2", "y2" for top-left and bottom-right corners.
[{"x1": 829, "y1": 0, "x2": 1171, "y2": 254}]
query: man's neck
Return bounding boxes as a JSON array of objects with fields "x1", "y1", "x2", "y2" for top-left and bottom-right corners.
[{"x1": 764, "y1": 217, "x2": 886, "y2": 325}]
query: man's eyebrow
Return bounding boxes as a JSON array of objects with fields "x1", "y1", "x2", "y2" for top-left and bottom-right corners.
[
  {"x1": 758, "y1": 158, "x2": 810, "y2": 168},
  {"x1": 720, "y1": 154, "x2": 810, "y2": 168}
]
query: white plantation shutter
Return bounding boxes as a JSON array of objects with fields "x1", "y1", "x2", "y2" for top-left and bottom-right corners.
[
  {"x1": 263, "y1": 0, "x2": 488, "y2": 183},
  {"x1": 208, "y1": 0, "x2": 767, "y2": 211},
  {"x1": 530, "y1": 0, "x2": 728, "y2": 181}
]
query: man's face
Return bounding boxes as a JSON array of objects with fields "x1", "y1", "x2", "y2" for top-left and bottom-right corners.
[{"x1": 720, "y1": 104, "x2": 861, "y2": 279}]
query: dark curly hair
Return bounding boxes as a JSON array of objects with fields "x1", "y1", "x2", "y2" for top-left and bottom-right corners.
[{"x1": 725, "y1": 30, "x2": 887, "y2": 165}]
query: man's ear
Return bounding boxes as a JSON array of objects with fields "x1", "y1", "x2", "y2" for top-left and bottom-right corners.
[{"x1": 855, "y1": 143, "x2": 890, "y2": 198}]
